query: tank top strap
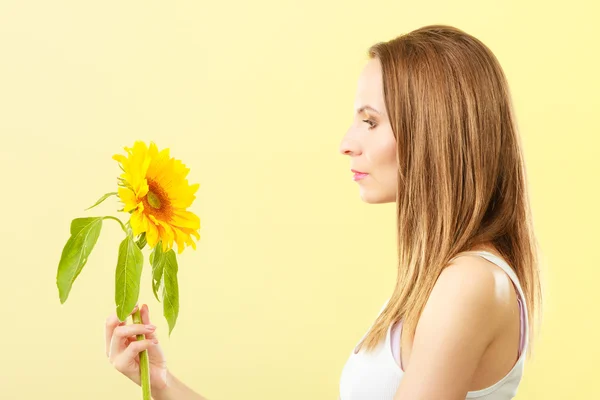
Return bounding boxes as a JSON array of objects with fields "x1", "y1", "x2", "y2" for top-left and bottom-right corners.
[{"x1": 468, "y1": 251, "x2": 525, "y2": 298}]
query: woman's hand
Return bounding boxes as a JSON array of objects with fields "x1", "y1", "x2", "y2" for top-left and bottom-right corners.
[{"x1": 105, "y1": 303, "x2": 169, "y2": 392}]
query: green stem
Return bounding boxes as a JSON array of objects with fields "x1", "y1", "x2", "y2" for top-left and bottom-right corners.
[
  {"x1": 103, "y1": 216, "x2": 127, "y2": 233},
  {"x1": 132, "y1": 308, "x2": 152, "y2": 400}
]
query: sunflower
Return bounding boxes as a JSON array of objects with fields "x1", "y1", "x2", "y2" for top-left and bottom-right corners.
[{"x1": 112, "y1": 141, "x2": 200, "y2": 254}]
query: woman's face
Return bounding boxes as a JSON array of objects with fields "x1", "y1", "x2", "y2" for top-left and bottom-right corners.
[{"x1": 339, "y1": 57, "x2": 398, "y2": 204}]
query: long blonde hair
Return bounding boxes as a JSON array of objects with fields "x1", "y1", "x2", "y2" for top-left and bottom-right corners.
[{"x1": 354, "y1": 25, "x2": 542, "y2": 355}]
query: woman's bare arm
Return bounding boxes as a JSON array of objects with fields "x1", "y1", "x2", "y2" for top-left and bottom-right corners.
[{"x1": 152, "y1": 370, "x2": 209, "y2": 400}]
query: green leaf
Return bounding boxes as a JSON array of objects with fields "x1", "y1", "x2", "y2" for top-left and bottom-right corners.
[
  {"x1": 149, "y1": 243, "x2": 180, "y2": 335},
  {"x1": 56, "y1": 217, "x2": 103, "y2": 304},
  {"x1": 115, "y1": 233, "x2": 144, "y2": 322},
  {"x1": 162, "y1": 249, "x2": 180, "y2": 336},
  {"x1": 85, "y1": 192, "x2": 118, "y2": 211},
  {"x1": 150, "y1": 242, "x2": 165, "y2": 303},
  {"x1": 136, "y1": 232, "x2": 147, "y2": 250}
]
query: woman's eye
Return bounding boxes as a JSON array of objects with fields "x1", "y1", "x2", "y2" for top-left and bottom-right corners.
[{"x1": 362, "y1": 119, "x2": 377, "y2": 129}]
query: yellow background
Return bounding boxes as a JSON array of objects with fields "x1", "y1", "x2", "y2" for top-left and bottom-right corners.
[{"x1": 1, "y1": 1, "x2": 598, "y2": 399}]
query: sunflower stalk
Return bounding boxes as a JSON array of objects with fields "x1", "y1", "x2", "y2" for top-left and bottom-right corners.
[
  {"x1": 132, "y1": 308, "x2": 152, "y2": 400},
  {"x1": 133, "y1": 233, "x2": 149, "y2": 398}
]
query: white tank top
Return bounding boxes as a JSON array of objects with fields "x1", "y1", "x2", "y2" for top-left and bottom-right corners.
[{"x1": 339, "y1": 251, "x2": 530, "y2": 400}]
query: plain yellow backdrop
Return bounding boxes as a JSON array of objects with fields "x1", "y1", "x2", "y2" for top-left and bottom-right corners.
[{"x1": 1, "y1": 0, "x2": 598, "y2": 399}]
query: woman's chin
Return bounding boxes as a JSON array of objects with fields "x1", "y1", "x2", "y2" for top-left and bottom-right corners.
[{"x1": 359, "y1": 189, "x2": 394, "y2": 204}]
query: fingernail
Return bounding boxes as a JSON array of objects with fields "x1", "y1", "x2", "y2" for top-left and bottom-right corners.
[
  {"x1": 152, "y1": 339, "x2": 159, "y2": 344},
  {"x1": 146, "y1": 324, "x2": 156, "y2": 330}
]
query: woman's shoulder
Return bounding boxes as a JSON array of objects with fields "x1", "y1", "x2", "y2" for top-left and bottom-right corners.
[
  {"x1": 440, "y1": 252, "x2": 516, "y2": 303},
  {"x1": 428, "y1": 252, "x2": 517, "y2": 331}
]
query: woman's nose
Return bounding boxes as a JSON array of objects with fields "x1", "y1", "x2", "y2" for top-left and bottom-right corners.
[{"x1": 339, "y1": 131, "x2": 361, "y2": 156}]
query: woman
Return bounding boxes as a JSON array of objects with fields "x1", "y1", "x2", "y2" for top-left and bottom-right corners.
[{"x1": 104, "y1": 24, "x2": 542, "y2": 400}]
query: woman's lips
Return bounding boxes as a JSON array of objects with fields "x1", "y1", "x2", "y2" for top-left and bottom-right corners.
[
  {"x1": 353, "y1": 172, "x2": 369, "y2": 181},
  {"x1": 351, "y1": 169, "x2": 369, "y2": 181}
]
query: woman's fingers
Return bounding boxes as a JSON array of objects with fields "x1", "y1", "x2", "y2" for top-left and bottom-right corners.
[
  {"x1": 114, "y1": 323, "x2": 156, "y2": 339},
  {"x1": 110, "y1": 323, "x2": 156, "y2": 354},
  {"x1": 140, "y1": 304, "x2": 158, "y2": 340},
  {"x1": 125, "y1": 338, "x2": 159, "y2": 360},
  {"x1": 112, "y1": 339, "x2": 158, "y2": 376},
  {"x1": 141, "y1": 304, "x2": 150, "y2": 324},
  {"x1": 104, "y1": 304, "x2": 140, "y2": 357}
]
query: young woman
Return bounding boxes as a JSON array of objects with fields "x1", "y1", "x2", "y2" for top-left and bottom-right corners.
[{"x1": 104, "y1": 25, "x2": 542, "y2": 400}]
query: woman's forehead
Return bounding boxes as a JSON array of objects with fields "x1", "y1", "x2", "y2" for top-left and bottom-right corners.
[{"x1": 354, "y1": 60, "x2": 385, "y2": 115}]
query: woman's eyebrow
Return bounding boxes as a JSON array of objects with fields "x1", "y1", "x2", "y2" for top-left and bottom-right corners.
[{"x1": 356, "y1": 105, "x2": 382, "y2": 115}]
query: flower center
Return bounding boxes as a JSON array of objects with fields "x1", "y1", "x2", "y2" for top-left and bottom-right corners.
[
  {"x1": 142, "y1": 178, "x2": 173, "y2": 221},
  {"x1": 147, "y1": 190, "x2": 162, "y2": 209}
]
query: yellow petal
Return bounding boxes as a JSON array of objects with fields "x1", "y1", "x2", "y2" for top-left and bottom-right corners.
[
  {"x1": 170, "y1": 209, "x2": 200, "y2": 229},
  {"x1": 179, "y1": 226, "x2": 200, "y2": 240},
  {"x1": 113, "y1": 142, "x2": 152, "y2": 198},
  {"x1": 117, "y1": 187, "x2": 139, "y2": 213},
  {"x1": 183, "y1": 232, "x2": 197, "y2": 252},
  {"x1": 172, "y1": 226, "x2": 188, "y2": 254},
  {"x1": 170, "y1": 183, "x2": 199, "y2": 209},
  {"x1": 149, "y1": 215, "x2": 175, "y2": 251},
  {"x1": 130, "y1": 210, "x2": 148, "y2": 236},
  {"x1": 128, "y1": 142, "x2": 152, "y2": 195},
  {"x1": 137, "y1": 179, "x2": 149, "y2": 198},
  {"x1": 146, "y1": 219, "x2": 160, "y2": 248},
  {"x1": 112, "y1": 154, "x2": 129, "y2": 167}
]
